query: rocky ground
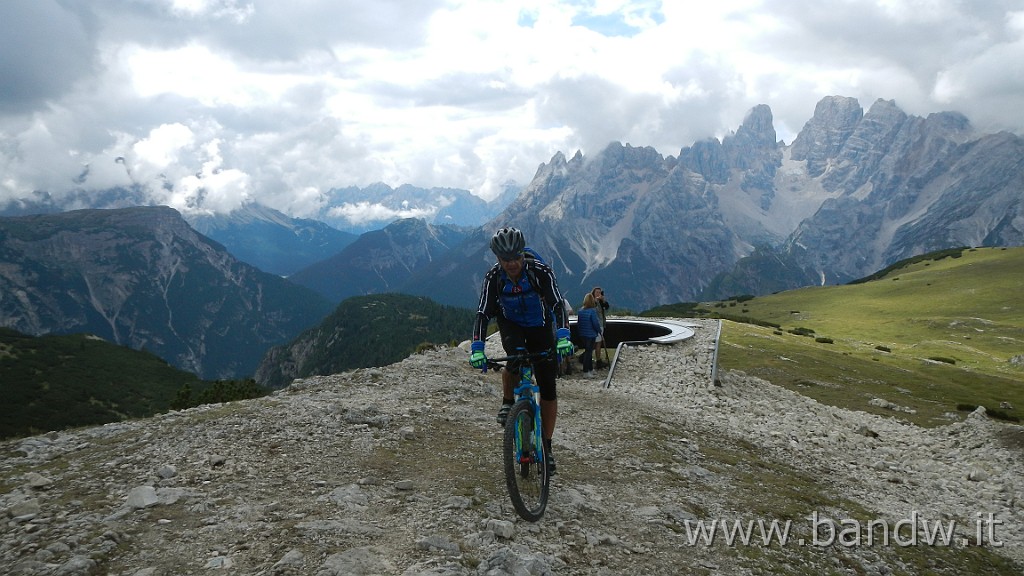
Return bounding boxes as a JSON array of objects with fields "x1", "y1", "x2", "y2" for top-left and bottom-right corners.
[{"x1": 2, "y1": 318, "x2": 1022, "y2": 575}]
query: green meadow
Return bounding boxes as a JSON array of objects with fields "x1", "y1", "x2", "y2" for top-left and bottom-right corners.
[{"x1": 674, "y1": 247, "x2": 1024, "y2": 427}]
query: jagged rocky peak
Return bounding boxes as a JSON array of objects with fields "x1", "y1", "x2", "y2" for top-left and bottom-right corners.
[
  {"x1": 516, "y1": 142, "x2": 667, "y2": 218},
  {"x1": 849, "y1": 98, "x2": 908, "y2": 148},
  {"x1": 814, "y1": 99, "x2": 909, "y2": 194},
  {"x1": 922, "y1": 109, "x2": 974, "y2": 141},
  {"x1": 585, "y1": 143, "x2": 673, "y2": 205},
  {"x1": 595, "y1": 141, "x2": 664, "y2": 167},
  {"x1": 537, "y1": 150, "x2": 570, "y2": 173},
  {"x1": 513, "y1": 151, "x2": 578, "y2": 213},
  {"x1": 677, "y1": 104, "x2": 779, "y2": 184},
  {"x1": 735, "y1": 104, "x2": 777, "y2": 148},
  {"x1": 858, "y1": 99, "x2": 907, "y2": 134},
  {"x1": 722, "y1": 104, "x2": 781, "y2": 175},
  {"x1": 790, "y1": 95, "x2": 865, "y2": 176},
  {"x1": 678, "y1": 137, "x2": 729, "y2": 184}
]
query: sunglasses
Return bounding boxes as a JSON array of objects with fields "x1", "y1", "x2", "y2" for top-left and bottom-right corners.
[{"x1": 499, "y1": 255, "x2": 523, "y2": 263}]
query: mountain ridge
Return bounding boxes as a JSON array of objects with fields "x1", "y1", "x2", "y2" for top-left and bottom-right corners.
[
  {"x1": 287, "y1": 218, "x2": 472, "y2": 304},
  {"x1": 0, "y1": 206, "x2": 333, "y2": 379}
]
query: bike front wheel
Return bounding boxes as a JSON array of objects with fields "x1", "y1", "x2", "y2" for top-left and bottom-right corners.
[{"x1": 502, "y1": 400, "x2": 549, "y2": 521}]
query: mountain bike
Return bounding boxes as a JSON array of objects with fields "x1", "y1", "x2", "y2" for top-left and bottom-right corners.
[{"x1": 486, "y1": 349, "x2": 552, "y2": 522}]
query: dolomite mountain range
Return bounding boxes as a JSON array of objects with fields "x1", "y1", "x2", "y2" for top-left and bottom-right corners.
[{"x1": 275, "y1": 95, "x2": 1024, "y2": 313}]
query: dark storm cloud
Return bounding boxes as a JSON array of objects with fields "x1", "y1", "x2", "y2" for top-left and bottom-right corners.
[
  {"x1": 0, "y1": 0, "x2": 98, "y2": 113},
  {"x1": 88, "y1": 0, "x2": 442, "y2": 61}
]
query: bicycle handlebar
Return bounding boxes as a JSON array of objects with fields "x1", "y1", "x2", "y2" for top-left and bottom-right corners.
[
  {"x1": 487, "y1": 350, "x2": 553, "y2": 364},
  {"x1": 483, "y1": 350, "x2": 554, "y2": 373}
]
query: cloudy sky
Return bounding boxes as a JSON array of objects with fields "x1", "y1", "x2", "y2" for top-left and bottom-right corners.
[{"x1": 1, "y1": 0, "x2": 1022, "y2": 221}]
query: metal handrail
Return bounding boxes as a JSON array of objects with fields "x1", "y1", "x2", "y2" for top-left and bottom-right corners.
[
  {"x1": 603, "y1": 339, "x2": 655, "y2": 389},
  {"x1": 709, "y1": 319, "x2": 722, "y2": 386}
]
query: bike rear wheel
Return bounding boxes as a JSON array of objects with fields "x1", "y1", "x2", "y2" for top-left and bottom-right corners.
[{"x1": 502, "y1": 400, "x2": 549, "y2": 521}]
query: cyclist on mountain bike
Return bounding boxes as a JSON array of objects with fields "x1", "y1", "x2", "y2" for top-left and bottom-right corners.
[{"x1": 469, "y1": 227, "x2": 573, "y2": 474}]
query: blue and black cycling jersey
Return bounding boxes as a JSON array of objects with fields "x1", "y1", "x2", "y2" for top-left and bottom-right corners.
[
  {"x1": 498, "y1": 270, "x2": 547, "y2": 326},
  {"x1": 472, "y1": 259, "x2": 568, "y2": 342}
]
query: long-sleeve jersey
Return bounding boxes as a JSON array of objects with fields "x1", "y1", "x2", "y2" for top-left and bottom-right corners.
[{"x1": 471, "y1": 259, "x2": 569, "y2": 342}]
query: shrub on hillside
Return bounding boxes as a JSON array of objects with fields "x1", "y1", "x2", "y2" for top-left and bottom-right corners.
[
  {"x1": 172, "y1": 379, "x2": 267, "y2": 410},
  {"x1": 711, "y1": 314, "x2": 780, "y2": 329}
]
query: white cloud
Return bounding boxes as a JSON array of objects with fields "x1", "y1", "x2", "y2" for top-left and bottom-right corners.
[
  {"x1": 328, "y1": 201, "x2": 438, "y2": 226},
  {"x1": 130, "y1": 124, "x2": 196, "y2": 175},
  {"x1": 1, "y1": 0, "x2": 1022, "y2": 212}
]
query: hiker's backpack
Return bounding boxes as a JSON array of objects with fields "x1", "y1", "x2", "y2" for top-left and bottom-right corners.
[
  {"x1": 521, "y1": 247, "x2": 565, "y2": 323},
  {"x1": 523, "y1": 247, "x2": 545, "y2": 264},
  {"x1": 520, "y1": 247, "x2": 547, "y2": 294}
]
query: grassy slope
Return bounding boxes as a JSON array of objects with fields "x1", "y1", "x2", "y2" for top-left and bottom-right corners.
[
  {"x1": 1, "y1": 329, "x2": 272, "y2": 439},
  {"x1": 706, "y1": 247, "x2": 1024, "y2": 426},
  {"x1": 0, "y1": 329, "x2": 207, "y2": 438}
]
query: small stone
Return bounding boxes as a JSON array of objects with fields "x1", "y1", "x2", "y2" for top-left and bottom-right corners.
[
  {"x1": 855, "y1": 425, "x2": 879, "y2": 438},
  {"x1": 54, "y1": 555, "x2": 96, "y2": 575},
  {"x1": 635, "y1": 505, "x2": 661, "y2": 517},
  {"x1": 483, "y1": 519, "x2": 515, "y2": 539},
  {"x1": 205, "y1": 555, "x2": 233, "y2": 569},
  {"x1": 273, "y1": 549, "x2": 304, "y2": 570},
  {"x1": 443, "y1": 495, "x2": 472, "y2": 509},
  {"x1": 125, "y1": 486, "x2": 159, "y2": 509},
  {"x1": 25, "y1": 472, "x2": 54, "y2": 489},
  {"x1": 416, "y1": 534, "x2": 460, "y2": 554},
  {"x1": 7, "y1": 498, "x2": 41, "y2": 518},
  {"x1": 156, "y1": 464, "x2": 177, "y2": 479},
  {"x1": 967, "y1": 468, "x2": 990, "y2": 482}
]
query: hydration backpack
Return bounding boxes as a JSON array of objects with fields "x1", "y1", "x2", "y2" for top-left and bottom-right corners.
[
  {"x1": 520, "y1": 247, "x2": 565, "y2": 323},
  {"x1": 520, "y1": 247, "x2": 547, "y2": 294},
  {"x1": 523, "y1": 247, "x2": 545, "y2": 264}
]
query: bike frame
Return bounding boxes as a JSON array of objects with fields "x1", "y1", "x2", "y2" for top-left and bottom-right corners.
[
  {"x1": 487, "y1": 349, "x2": 551, "y2": 468},
  {"x1": 510, "y1": 358, "x2": 544, "y2": 467}
]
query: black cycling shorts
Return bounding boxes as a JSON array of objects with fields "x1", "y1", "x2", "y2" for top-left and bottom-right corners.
[{"x1": 496, "y1": 314, "x2": 558, "y2": 401}]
